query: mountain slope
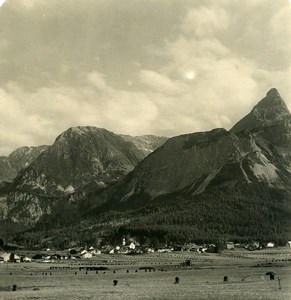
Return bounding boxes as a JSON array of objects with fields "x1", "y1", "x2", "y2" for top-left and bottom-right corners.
[
  {"x1": 2, "y1": 89, "x2": 291, "y2": 245},
  {"x1": 85, "y1": 89, "x2": 291, "y2": 242},
  {"x1": 120, "y1": 135, "x2": 168, "y2": 157},
  {"x1": 1, "y1": 127, "x2": 166, "y2": 225},
  {"x1": 231, "y1": 88, "x2": 289, "y2": 133},
  {"x1": 0, "y1": 146, "x2": 48, "y2": 183}
]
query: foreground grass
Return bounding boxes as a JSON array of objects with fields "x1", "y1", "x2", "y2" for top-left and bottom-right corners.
[{"x1": 0, "y1": 250, "x2": 291, "y2": 300}]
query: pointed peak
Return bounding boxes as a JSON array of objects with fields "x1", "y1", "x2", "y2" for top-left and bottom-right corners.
[
  {"x1": 256, "y1": 88, "x2": 289, "y2": 113},
  {"x1": 266, "y1": 88, "x2": 280, "y2": 98},
  {"x1": 231, "y1": 89, "x2": 289, "y2": 133}
]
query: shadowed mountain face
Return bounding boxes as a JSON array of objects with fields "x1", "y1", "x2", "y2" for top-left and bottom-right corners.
[{"x1": 0, "y1": 127, "x2": 166, "y2": 225}]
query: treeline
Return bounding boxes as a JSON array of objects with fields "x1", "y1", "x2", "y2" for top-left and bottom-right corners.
[
  {"x1": 9, "y1": 184, "x2": 291, "y2": 249},
  {"x1": 110, "y1": 184, "x2": 291, "y2": 246}
]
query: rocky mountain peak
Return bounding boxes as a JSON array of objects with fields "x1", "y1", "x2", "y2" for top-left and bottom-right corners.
[
  {"x1": 231, "y1": 88, "x2": 289, "y2": 133},
  {"x1": 266, "y1": 87, "x2": 280, "y2": 98},
  {"x1": 56, "y1": 126, "x2": 106, "y2": 141},
  {"x1": 258, "y1": 88, "x2": 289, "y2": 113},
  {"x1": 0, "y1": 145, "x2": 49, "y2": 182}
]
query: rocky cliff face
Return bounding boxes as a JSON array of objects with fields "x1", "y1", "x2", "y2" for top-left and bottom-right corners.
[
  {"x1": 99, "y1": 89, "x2": 291, "y2": 206},
  {"x1": 0, "y1": 146, "x2": 48, "y2": 182},
  {"x1": 120, "y1": 135, "x2": 168, "y2": 157},
  {"x1": 231, "y1": 88, "x2": 289, "y2": 133},
  {"x1": 1, "y1": 127, "x2": 166, "y2": 225}
]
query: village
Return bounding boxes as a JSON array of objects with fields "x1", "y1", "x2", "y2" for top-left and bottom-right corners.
[
  {"x1": 1, "y1": 238, "x2": 290, "y2": 264},
  {"x1": 1, "y1": 238, "x2": 291, "y2": 299}
]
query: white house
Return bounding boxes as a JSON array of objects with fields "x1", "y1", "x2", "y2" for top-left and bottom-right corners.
[
  {"x1": 12, "y1": 254, "x2": 21, "y2": 263},
  {"x1": 81, "y1": 252, "x2": 92, "y2": 259},
  {"x1": 129, "y1": 242, "x2": 136, "y2": 250},
  {"x1": 267, "y1": 242, "x2": 275, "y2": 248},
  {"x1": 286, "y1": 241, "x2": 291, "y2": 247},
  {"x1": 226, "y1": 242, "x2": 235, "y2": 250},
  {"x1": 0, "y1": 252, "x2": 11, "y2": 263},
  {"x1": 22, "y1": 257, "x2": 32, "y2": 262}
]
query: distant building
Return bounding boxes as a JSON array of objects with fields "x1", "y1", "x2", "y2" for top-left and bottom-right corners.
[
  {"x1": 81, "y1": 252, "x2": 92, "y2": 259},
  {"x1": 80, "y1": 250, "x2": 88, "y2": 255},
  {"x1": 226, "y1": 242, "x2": 235, "y2": 250},
  {"x1": 22, "y1": 256, "x2": 32, "y2": 262},
  {"x1": 266, "y1": 242, "x2": 275, "y2": 248},
  {"x1": 0, "y1": 252, "x2": 10, "y2": 263},
  {"x1": 286, "y1": 241, "x2": 291, "y2": 247},
  {"x1": 129, "y1": 242, "x2": 136, "y2": 250}
]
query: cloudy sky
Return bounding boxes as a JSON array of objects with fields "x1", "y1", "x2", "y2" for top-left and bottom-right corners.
[{"x1": 0, "y1": 0, "x2": 290, "y2": 155}]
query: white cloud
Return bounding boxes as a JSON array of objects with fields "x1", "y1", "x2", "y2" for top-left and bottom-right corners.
[
  {"x1": 87, "y1": 71, "x2": 112, "y2": 93},
  {"x1": 139, "y1": 69, "x2": 188, "y2": 95},
  {"x1": 0, "y1": 74, "x2": 161, "y2": 154},
  {"x1": 270, "y1": 6, "x2": 291, "y2": 57},
  {"x1": 181, "y1": 6, "x2": 230, "y2": 37},
  {"x1": 0, "y1": 1, "x2": 290, "y2": 155}
]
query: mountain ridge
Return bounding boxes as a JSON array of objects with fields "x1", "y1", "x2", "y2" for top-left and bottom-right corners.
[
  {"x1": 1, "y1": 89, "x2": 291, "y2": 247},
  {"x1": 231, "y1": 88, "x2": 289, "y2": 133},
  {"x1": 0, "y1": 145, "x2": 49, "y2": 183},
  {"x1": 0, "y1": 127, "x2": 166, "y2": 225},
  {"x1": 80, "y1": 88, "x2": 291, "y2": 243}
]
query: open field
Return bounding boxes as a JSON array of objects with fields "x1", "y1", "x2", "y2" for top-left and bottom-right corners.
[{"x1": 1, "y1": 248, "x2": 291, "y2": 300}]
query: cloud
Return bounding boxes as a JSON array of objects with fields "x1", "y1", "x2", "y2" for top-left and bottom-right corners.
[
  {"x1": 0, "y1": 1, "x2": 290, "y2": 155},
  {"x1": 0, "y1": 74, "x2": 161, "y2": 154},
  {"x1": 87, "y1": 72, "x2": 112, "y2": 93},
  {"x1": 139, "y1": 70, "x2": 188, "y2": 95},
  {"x1": 181, "y1": 6, "x2": 230, "y2": 37},
  {"x1": 152, "y1": 1, "x2": 291, "y2": 128}
]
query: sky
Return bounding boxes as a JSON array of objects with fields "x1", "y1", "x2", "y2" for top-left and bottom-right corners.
[{"x1": 0, "y1": 0, "x2": 290, "y2": 155}]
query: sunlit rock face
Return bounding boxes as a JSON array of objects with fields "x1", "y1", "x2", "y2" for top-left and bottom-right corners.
[{"x1": 97, "y1": 89, "x2": 291, "y2": 212}]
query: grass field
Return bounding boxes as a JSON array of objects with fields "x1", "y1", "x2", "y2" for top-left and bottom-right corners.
[{"x1": 0, "y1": 248, "x2": 291, "y2": 299}]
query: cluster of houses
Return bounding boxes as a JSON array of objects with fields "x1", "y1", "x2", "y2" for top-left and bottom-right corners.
[
  {"x1": 1, "y1": 240, "x2": 290, "y2": 263},
  {"x1": 0, "y1": 240, "x2": 141, "y2": 263},
  {"x1": 226, "y1": 241, "x2": 278, "y2": 251},
  {"x1": 0, "y1": 252, "x2": 31, "y2": 263}
]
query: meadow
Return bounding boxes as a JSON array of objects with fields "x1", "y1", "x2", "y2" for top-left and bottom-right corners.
[{"x1": 0, "y1": 248, "x2": 291, "y2": 300}]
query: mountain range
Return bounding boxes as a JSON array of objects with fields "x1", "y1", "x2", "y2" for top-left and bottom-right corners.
[
  {"x1": 0, "y1": 146, "x2": 48, "y2": 183},
  {"x1": 0, "y1": 129, "x2": 166, "y2": 225},
  {"x1": 0, "y1": 88, "x2": 290, "y2": 247},
  {"x1": 78, "y1": 88, "x2": 290, "y2": 244}
]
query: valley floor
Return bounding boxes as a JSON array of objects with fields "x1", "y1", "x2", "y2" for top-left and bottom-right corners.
[{"x1": 0, "y1": 248, "x2": 291, "y2": 300}]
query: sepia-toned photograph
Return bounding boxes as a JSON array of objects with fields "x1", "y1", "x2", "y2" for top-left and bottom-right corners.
[{"x1": 0, "y1": 0, "x2": 290, "y2": 299}]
